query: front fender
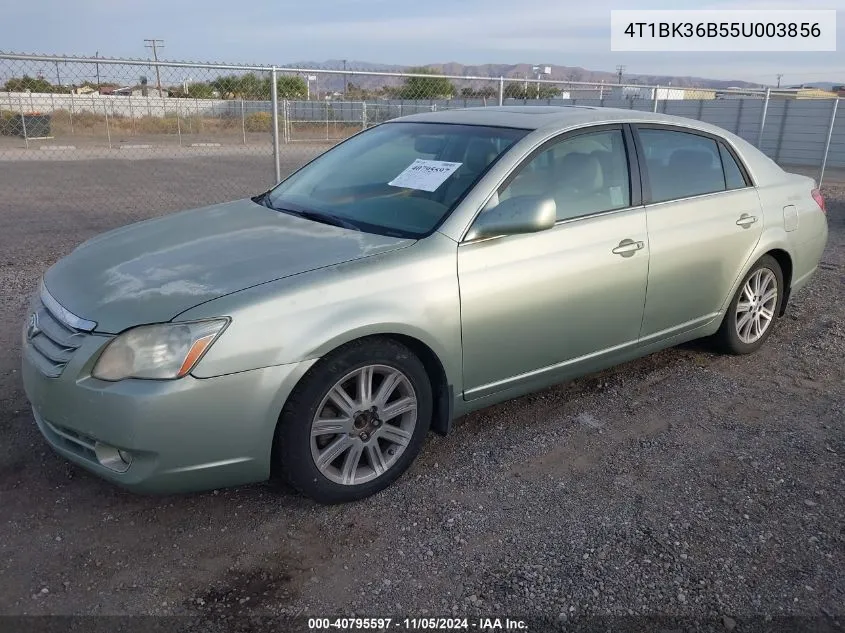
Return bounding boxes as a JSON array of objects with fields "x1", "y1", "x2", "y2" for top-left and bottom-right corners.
[{"x1": 177, "y1": 233, "x2": 463, "y2": 393}]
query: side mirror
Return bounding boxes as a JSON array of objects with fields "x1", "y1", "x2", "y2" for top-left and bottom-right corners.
[{"x1": 467, "y1": 195, "x2": 557, "y2": 240}]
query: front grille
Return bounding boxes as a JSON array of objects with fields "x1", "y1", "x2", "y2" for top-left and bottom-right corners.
[{"x1": 26, "y1": 297, "x2": 89, "y2": 378}]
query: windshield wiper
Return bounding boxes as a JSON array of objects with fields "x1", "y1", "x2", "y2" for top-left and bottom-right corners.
[
  {"x1": 288, "y1": 209, "x2": 362, "y2": 231},
  {"x1": 254, "y1": 195, "x2": 360, "y2": 231}
]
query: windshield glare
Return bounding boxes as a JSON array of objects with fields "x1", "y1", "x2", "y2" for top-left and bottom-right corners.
[{"x1": 264, "y1": 122, "x2": 529, "y2": 237}]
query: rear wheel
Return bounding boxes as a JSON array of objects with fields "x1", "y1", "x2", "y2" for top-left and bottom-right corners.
[
  {"x1": 274, "y1": 338, "x2": 432, "y2": 503},
  {"x1": 714, "y1": 255, "x2": 783, "y2": 355}
]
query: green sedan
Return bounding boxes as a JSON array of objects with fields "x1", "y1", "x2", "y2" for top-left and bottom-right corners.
[{"x1": 22, "y1": 106, "x2": 829, "y2": 503}]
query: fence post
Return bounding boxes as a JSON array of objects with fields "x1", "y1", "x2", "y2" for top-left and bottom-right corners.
[
  {"x1": 757, "y1": 87, "x2": 771, "y2": 148},
  {"x1": 362, "y1": 101, "x2": 367, "y2": 130},
  {"x1": 104, "y1": 97, "x2": 112, "y2": 149},
  {"x1": 652, "y1": 85, "x2": 659, "y2": 113},
  {"x1": 241, "y1": 98, "x2": 246, "y2": 145},
  {"x1": 498, "y1": 76, "x2": 504, "y2": 106},
  {"x1": 819, "y1": 98, "x2": 839, "y2": 187},
  {"x1": 270, "y1": 67, "x2": 281, "y2": 182},
  {"x1": 176, "y1": 100, "x2": 182, "y2": 147},
  {"x1": 69, "y1": 90, "x2": 75, "y2": 135},
  {"x1": 18, "y1": 95, "x2": 29, "y2": 149}
]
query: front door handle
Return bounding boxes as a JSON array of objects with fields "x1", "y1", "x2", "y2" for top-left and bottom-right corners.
[
  {"x1": 736, "y1": 213, "x2": 758, "y2": 228},
  {"x1": 612, "y1": 239, "x2": 645, "y2": 257}
]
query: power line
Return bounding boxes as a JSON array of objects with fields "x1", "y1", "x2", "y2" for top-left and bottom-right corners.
[
  {"x1": 616, "y1": 64, "x2": 626, "y2": 84},
  {"x1": 144, "y1": 39, "x2": 165, "y2": 97}
]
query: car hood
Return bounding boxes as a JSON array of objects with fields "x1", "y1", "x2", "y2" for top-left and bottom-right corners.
[{"x1": 44, "y1": 198, "x2": 414, "y2": 333}]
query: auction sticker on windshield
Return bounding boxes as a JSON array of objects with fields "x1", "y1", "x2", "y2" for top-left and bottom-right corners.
[{"x1": 388, "y1": 159, "x2": 463, "y2": 192}]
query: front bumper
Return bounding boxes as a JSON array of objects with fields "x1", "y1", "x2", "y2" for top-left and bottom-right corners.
[{"x1": 22, "y1": 334, "x2": 314, "y2": 494}]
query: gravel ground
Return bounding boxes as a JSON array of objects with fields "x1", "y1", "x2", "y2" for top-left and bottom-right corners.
[{"x1": 0, "y1": 158, "x2": 842, "y2": 632}]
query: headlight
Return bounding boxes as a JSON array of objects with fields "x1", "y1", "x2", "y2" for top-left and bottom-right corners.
[{"x1": 92, "y1": 319, "x2": 229, "y2": 381}]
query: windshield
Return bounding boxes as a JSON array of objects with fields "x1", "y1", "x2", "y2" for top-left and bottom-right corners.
[{"x1": 261, "y1": 122, "x2": 529, "y2": 238}]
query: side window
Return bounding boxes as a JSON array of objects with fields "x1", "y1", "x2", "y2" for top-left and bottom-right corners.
[
  {"x1": 638, "y1": 128, "x2": 726, "y2": 203},
  {"x1": 498, "y1": 129, "x2": 631, "y2": 221},
  {"x1": 719, "y1": 142, "x2": 749, "y2": 190}
]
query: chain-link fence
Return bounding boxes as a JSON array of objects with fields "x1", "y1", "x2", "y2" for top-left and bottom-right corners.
[{"x1": 1, "y1": 52, "x2": 842, "y2": 218}]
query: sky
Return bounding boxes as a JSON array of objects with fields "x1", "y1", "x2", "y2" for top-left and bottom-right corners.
[{"x1": 1, "y1": 0, "x2": 843, "y2": 85}]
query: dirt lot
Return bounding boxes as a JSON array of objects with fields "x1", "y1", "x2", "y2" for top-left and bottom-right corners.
[{"x1": 0, "y1": 157, "x2": 842, "y2": 631}]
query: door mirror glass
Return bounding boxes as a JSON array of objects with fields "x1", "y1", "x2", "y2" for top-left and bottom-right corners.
[{"x1": 467, "y1": 195, "x2": 556, "y2": 240}]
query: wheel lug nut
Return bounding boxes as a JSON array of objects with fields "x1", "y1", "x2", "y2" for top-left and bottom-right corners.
[{"x1": 360, "y1": 432, "x2": 369, "y2": 441}]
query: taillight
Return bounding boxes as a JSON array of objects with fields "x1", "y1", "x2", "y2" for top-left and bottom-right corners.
[{"x1": 811, "y1": 188, "x2": 826, "y2": 214}]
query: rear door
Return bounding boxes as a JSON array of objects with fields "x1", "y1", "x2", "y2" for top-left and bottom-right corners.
[{"x1": 632, "y1": 125, "x2": 763, "y2": 340}]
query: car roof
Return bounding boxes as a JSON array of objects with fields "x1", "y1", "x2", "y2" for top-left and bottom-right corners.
[{"x1": 393, "y1": 105, "x2": 730, "y2": 136}]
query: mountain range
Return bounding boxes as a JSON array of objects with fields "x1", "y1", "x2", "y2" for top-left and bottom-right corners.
[{"x1": 287, "y1": 60, "x2": 774, "y2": 91}]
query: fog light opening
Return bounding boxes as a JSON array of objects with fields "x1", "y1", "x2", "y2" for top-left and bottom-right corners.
[{"x1": 94, "y1": 442, "x2": 132, "y2": 473}]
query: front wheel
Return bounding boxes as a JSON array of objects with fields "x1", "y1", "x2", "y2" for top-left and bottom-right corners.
[
  {"x1": 714, "y1": 255, "x2": 783, "y2": 355},
  {"x1": 274, "y1": 337, "x2": 432, "y2": 504}
]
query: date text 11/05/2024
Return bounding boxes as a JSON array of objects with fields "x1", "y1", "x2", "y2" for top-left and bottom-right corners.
[{"x1": 307, "y1": 617, "x2": 529, "y2": 631}]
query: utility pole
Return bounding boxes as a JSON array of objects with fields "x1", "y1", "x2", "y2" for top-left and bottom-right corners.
[
  {"x1": 776, "y1": 73, "x2": 783, "y2": 88},
  {"x1": 342, "y1": 59, "x2": 348, "y2": 97},
  {"x1": 95, "y1": 51, "x2": 101, "y2": 90},
  {"x1": 616, "y1": 65, "x2": 626, "y2": 84},
  {"x1": 144, "y1": 39, "x2": 165, "y2": 97},
  {"x1": 54, "y1": 61, "x2": 62, "y2": 89}
]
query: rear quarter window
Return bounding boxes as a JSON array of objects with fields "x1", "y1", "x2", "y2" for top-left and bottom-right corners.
[{"x1": 719, "y1": 142, "x2": 750, "y2": 190}]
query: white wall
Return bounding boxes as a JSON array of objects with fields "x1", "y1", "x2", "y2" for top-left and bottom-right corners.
[{"x1": 0, "y1": 91, "x2": 235, "y2": 118}]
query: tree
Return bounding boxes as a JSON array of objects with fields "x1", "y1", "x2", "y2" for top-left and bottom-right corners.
[
  {"x1": 169, "y1": 82, "x2": 216, "y2": 99},
  {"x1": 503, "y1": 82, "x2": 527, "y2": 99},
  {"x1": 275, "y1": 75, "x2": 307, "y2": 99},
  {"x1": 503, "y1": 82, "x2": 561, "y2": 99},
  {"x1": 211, "y1": 73, "x2": 306, "y2": 100},
  {"x1": 345, "y1": 82, "x2": 380, "y2": 100},
  {"x1": 398, "y1": 67, "x2": 455, "y2": 99},
  {"x1": 537, "y1": 85, "x2": 562, "y2": 98},
  {"x1": 4, "y1": 75, "x2": 56, "y2": 93}
]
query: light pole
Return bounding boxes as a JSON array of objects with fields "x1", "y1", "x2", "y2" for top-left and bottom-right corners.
[
  {"x1": 304, "y1": 74, "x2": 316, "y2": 100},
  {"x1": 532, "y1": 65, "x2": 552, "y2": 99}
]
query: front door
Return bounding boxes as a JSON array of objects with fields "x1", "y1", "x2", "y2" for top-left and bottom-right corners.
[{"x1": 458, "y1": 126, "x2": 650, "y2": 400}]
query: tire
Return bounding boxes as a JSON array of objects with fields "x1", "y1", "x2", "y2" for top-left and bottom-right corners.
[
  {"x1": 714, "y1": 255, "x2": 784, "y2": 355},
  {"x1": 273, "y1": 337, "x2": 432, "y2": 504}
]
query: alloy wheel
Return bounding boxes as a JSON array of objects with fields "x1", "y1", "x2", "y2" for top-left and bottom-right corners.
[
  {"x1": 309, "y1": 364, "x2": 418, "y2": 486},
  {"x1": 735, "y1": 267, "x2": 778, "y2": 344}
]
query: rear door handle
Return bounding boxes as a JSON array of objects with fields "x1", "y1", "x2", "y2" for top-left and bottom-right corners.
[
  {"x1": 736, "y1": 214, "x2": 758, "y2": 228},
  {"x1": 612, "y1": 239, "x2": 645, "y2": 257}
]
